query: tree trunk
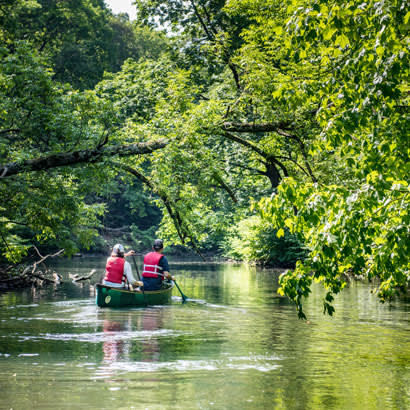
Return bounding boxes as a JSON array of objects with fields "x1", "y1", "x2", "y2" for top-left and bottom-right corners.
[{"x1": 265, "y1": 161, "x2": 282, "y2": 189}]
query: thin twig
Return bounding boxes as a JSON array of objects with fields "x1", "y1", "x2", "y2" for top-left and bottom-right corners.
[{"x1": 31, "y1": 249, "x2": 65, "y2": 274}]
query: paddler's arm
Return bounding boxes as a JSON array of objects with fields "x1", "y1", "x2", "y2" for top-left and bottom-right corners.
[
  {"x1": 123, "y1": 259, "x2": 139, "y2": 286},
  {"x1": 160, "y1": 256, "x2": 172, "y2": 279},
  {"x1": 124, "y1": 250, "x2": 139, "y2": 284}
]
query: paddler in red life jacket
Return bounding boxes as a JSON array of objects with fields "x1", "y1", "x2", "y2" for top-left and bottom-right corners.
[
  {"x1": 103, "y1": 243, "x2": 138, "y2": 288},
  {"x1": 142, "y1": 239, "x2": 171, "y2": 291}
]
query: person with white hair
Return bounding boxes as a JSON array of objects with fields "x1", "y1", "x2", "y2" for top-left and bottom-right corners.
[{"x1": 102, "y1": 243, "x2": 138, "y2": 288}]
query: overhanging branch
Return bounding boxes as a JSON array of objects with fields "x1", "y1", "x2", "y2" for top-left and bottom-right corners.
[
  {"x1": 0, "y1": 139, "x2": 168, "y2": 178},
  {"x1": 221, "y1": 122, "x2": 317, "y2": 183},
  {"x1": 221, "y1": 131, "x2": 268, "y2": 159},
  {"x1": 112, "y1": 162, "x2": 206, "y2": 261},
  {"x1": 220, "y1": 131, "x2": 287, "y2": 188},
  {"x1": 222, "y1": 121, "x2": 294, "y2": 133},
  {"x1": 211, "y1": 170, "x2": 238, "y2": 203}
]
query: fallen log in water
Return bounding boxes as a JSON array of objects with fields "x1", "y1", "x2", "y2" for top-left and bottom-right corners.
[
  {"x1": 0, "y1": 248, "x2": 65, "y2": 291},
  {"x1": 70, "y1": 269, "x2": 97, "y2": 282}
]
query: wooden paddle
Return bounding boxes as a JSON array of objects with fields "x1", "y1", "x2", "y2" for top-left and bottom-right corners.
[
  {"x1": 173, "y1": 279, "x2": 188, "y2": 302},
  {"x1": 148, "y1": 271, "x2": 188, "y2": 302},
  {"x1": 132, "y1": 256, "x2": 187, "y2": 302},
  {"x1": 131, "y1": 254, "x2": 141, "y2": 281},
  {"x1": 131, "y1": 254, "x2": 148, "y2": 306}
]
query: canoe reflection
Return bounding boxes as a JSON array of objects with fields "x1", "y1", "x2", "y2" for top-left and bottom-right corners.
[
  {"x1": 100, "y1": 308, "x2": 165, "y2": 364},
  {"x1": 139, "y1": 309, "x2": 163, "y2": 362},
  {"x1": 102, "y1": 320, "x2": 125, "y2": 362}
]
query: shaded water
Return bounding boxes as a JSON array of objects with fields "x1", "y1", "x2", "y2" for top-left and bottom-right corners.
[{"x1": 0, "y1": 257, "x2": 409, "y2": 409}]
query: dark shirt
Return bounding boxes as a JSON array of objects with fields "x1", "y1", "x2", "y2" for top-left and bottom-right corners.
[
  {"x1": 142, "y1": 254, "x2": 170, "y2": 291},
  {"x1": 158, "y1": 255, "x2": 169, "y2": 273}
]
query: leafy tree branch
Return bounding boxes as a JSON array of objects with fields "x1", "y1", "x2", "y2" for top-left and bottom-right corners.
[
  {"x1": 0, "y1": 139, "x2": 168, "y2": 178},
  {"x1": 112, "y1": 162, "x2": 206, "y2": 260},
  {"x1": 222, "y1": 122, "x2": 317, "y2": 183}
]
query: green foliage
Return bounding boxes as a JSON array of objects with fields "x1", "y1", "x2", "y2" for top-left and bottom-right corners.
[
  {"x1": 260, "y1": 176, "x2": 409, "y2": 309},
  {"x1": 0, "y1": 0, "x2": 169, "y2": 89},
  {"x1": 0, "y1": 3, "x2": 172, "y2": 262},
  {"x1": 129, "y1": 224, "x2": 157, "y2": 251},
  {"x1": 94, "y1": 52, "x2": 242, "y2": 251},
  {"x1": 225, "y1": 215, "x2": 307, "y2": 267},
  {"x1": 246, "y1": 0, "x2": 410, "y2": 316},
  {"x1": 135, "y1": 0, "x2": 247, "y2": 56},
  {"x1": 0, "y1": 43, "x2": 111, "y2": 261},
  {"x1": 102, "y1": 180, "x2": 162, "y2": 230}
]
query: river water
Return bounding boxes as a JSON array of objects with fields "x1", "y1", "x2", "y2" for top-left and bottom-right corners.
[{"x1": 0, "y1": 257, "x2": 409, "y2": 409}]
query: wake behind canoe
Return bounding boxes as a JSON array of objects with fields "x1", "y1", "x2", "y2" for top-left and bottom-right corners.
[{"x1": 95, "y1": 282, "x2": 174, "y2": 307}]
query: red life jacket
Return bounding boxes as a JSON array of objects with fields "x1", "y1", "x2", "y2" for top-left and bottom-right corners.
[
  {"x1": 142, "y1": 252, "x2": 163, "y2": 278},
  {"x1": 104, "y1": 256, "x2": 125, "y2": 284}
]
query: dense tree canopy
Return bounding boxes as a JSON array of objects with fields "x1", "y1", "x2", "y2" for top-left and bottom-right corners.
[
  {"x1": 0, "y1": 0, "x2": 169, "y2": 259},
  {"x1": 231, "y1": 0, "x2": 409, "y2": 317},
  {"x1": 0, "y1": 0, "x2": 408, "y2": 316}
]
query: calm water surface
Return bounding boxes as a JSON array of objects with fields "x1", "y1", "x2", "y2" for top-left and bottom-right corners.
[{"x1": 0, "y1": 257, "x2": 409, "y2": 409}]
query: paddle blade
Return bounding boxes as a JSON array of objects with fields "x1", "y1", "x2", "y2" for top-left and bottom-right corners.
[{"x1": 174, "y1": 280, "x2": 188, "y2": 302}]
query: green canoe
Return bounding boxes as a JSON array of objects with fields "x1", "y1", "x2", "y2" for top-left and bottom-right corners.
[{"x1": 95, "y1": 282, "x2": 174, "y2": 308}]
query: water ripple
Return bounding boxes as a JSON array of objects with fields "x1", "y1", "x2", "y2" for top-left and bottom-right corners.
[
  {"x1": 18, "y1": 329, "x2": 183, "y2": 343},
  {"x1": 94, "y1": 356, "x2": 281, "y2": 375}
]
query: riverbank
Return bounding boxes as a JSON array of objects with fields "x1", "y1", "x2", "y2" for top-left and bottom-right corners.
[
  {"x1": 0, "y1": 247, "x2": 226, "y2": 292},
  {"x1": 0, "y1": 265, "x2": 54, "y2": 291},
  {"x1": 0, "y1": 249, "x2": 64, "y2": 292}
]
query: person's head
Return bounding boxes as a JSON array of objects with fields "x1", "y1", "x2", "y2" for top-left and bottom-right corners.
[
  {"x1": 152, "y1": 239, "x2": 164, "y2": 252},
  {"x1": 111, "y1": 243, "x2": 125, "y2": 258}
]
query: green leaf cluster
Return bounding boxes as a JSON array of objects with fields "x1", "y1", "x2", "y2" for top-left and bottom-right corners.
[{"x1": 225, "y1": 215, "x2": 307, "y2": 268}]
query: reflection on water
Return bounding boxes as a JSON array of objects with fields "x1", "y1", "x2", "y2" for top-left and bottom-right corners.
[
  {"x1": 0, "y1": 257, "x2": 409, "y2": 409},
  {"x1": 99, "y1": 308, "x2": 165, "y2": 378},
  {"x1": 102, "y1": 319, "x2": 126, "y2": 363}
]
